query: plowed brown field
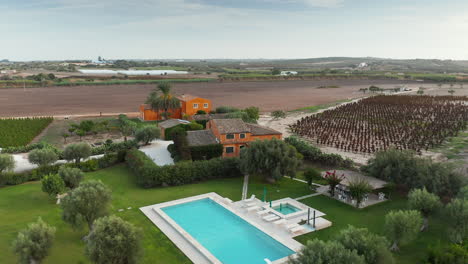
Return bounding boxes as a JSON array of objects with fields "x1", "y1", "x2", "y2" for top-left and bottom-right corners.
[{"x1": 0, "y1": 79, "x2": 426, "y2": 117}]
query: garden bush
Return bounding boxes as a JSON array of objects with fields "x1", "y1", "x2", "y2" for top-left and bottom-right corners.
[
  {"x1": 362, "y1": 149, "x2": 465, "y2": 198},
  {"x1": 190, "y1": 144, "x2": 224, "y2": 160},
  {"x1": 125, "y1": 149, "x2": 241, "y2": 188},
  {"x1": 285, "y1": 136, "x2": 353, "y2": 168}
]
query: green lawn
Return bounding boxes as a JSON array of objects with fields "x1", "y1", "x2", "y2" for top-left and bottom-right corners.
[
  {"x1": 0, "y1": 165, "x2": 311, "y2": 264},
  {"x1": 295, "y1": 195, "x2": 451, "y2": 264},
  {"x1": 431, "y1": 131, "x2": 468, "y2": 160}
]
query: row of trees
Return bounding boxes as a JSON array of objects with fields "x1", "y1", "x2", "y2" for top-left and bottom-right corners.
[{"x1": 13, "y1": 180, "x2": 142, "y2": 264}]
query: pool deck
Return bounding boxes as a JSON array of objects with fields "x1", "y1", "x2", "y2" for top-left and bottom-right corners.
[{"x1": 141, "y1": 193, "x2": 310, "y2": 264}]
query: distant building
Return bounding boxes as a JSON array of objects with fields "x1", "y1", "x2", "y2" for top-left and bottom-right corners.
[
  {"x1": 199, "y1": 119, "x2": 282, "y2": 157},
  {"x1": 139, "y1": 94, "x2": 212, "y2": 121},
  {"x1": 357, "y1": 62, "x2": 368, "y2": 68},
  {"x1": 0, "y1": 69, "x2": 16, "y2": 74},
  {"x1": 280, "y1": 71, "x2": 298, "y2": 76}
]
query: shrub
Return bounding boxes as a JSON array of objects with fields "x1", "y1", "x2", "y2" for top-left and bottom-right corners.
[
  {"x1": 12, "y1": 218, "x2": 56, "y2": 264},
  {"x1": 135, "y1": 126, "x2": 160, "y2": 145},
  {"x1": 63, "y1": 143, "x2": 92, "y2": 164},
  {"x1": 41, "y1": 173, "x2": 65, "y2": 197},
  {"x1": 243, "y1": 106, "x2": 260, "y2": 121},
  {"x1": 125, "y1": 149, "x2": 241, "y2": 188},
  {"x1": 58, "y1": 166, "x2": 83, "y2": 189},
  {"x1": 240, "y1": 138, "x2": 301, "y2": 181},
  {"x1": 215, "y1": 106, "x2": 239, "y2": 113},
  {"x1": 91, "y1": 140, "x2": 138, "y2": 156},
  {"x1": 427, "y1": 243, "x2": 468, "y2": 264},
  {"x1": 190, "y1": 144, "x2": 224, "y2": 160},
  {"x1": 0, "y1": 153, "x2": 15, "y2": 173},
  {"x1": 28, "y1": 148, "x2": 58, "y2": 167},
  {"x1": 362, "y1": 149, "x2": 464, "y2": 198},
  {"x1": 196, "y1": 110, "x2": 207, "y2": 115},
  {"x1": 271, "y1": 110, "x2": 286, "y2": 119},
  {"x1": 285, "y1": 136, "x2": 353, "y2": 168}
]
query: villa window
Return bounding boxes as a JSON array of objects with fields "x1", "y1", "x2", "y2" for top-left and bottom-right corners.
[
  {"x1": 226, "y1": 134, "x2": 235, "y2": 139},
  {"x1": 240, "y1": 133, "x2": 246, "y2": 139},
  {"x1": 193, "y1": 103, "x2": 199, "y2": 108},
  {"x1": 203, "y1": 103, "x2": 209, "y2": 108},
  {"x1": 226, "y1": 147, "x2": 234, "y2": 153},
  {"x1": 240, "y1": 145, "x2": 245, "y2": 149}
]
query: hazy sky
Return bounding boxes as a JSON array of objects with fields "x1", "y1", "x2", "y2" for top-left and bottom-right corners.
[{"x1": 1, "y1": 0, "x2": 468, "y2": 61}]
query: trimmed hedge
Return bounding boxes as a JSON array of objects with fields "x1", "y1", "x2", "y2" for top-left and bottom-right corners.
[
  {"x1": 190, "y1": 144, "x2": 224, "y2": 160},
  {"x1": 164, "y1": 122, "x2": 204, "y2": 140},
  {"x1": 125, "y1": 149, "x2": 241, "y2": 188},
  {"x1": 285, "y1": 136, "x2": 353, "y2": 168}
]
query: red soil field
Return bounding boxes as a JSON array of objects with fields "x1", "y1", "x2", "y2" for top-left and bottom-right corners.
[{"x1": 0, "y1": 79, "x2": 424, "y2": 117}]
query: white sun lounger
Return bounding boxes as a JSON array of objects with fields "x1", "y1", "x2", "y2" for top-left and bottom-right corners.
[
  {"x1": 246, "y1": 206, "x2": 260, "y2": 212},
  {"x1": 241, "y1": 195, "x2": 256, "y2": 207},
  {"x1": 290, "y1": 225, "x2": 306, "y2": 233},
  {"x1": 246, "y1": 202, "x2": 257, "y2": 207},
  {"x1": 263, "y1": 214, "x2": 281, "y2": 222},
  {"x1": 273, "y1": 219, "x2": 287, "y2": 225},
  {"x1": 257, "y1": 210, "x2": 270, "y2": 216}
]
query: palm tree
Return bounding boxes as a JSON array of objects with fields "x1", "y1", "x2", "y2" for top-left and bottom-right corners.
[
  {"x1": 145, "y1": 82, "x2": 181, "y2": 120},
  {"x1": 348, "y1": 178, "x2": 373, "y2": 208}
]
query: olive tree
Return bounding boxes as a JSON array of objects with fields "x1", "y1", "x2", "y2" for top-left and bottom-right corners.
[
  {"x1": 28, "y1": 149, "x2": 58, "y2": 167},
  {"x1": 135, "y1": 126, "x2": 160, "y2": 145},
  {"x1": 240, "y1": 138, "x2": 301, "y2": 181},
  {"x1": 61, "y1": 180, "x2": 111, "y2": 230},
  {"x1": 408, "y1": 188, "x2": 441, "y2": 231},
  {"x1": 0, "y1": 153, "x2": 15, "y2": 173},
  {"x1": 118, "y1": 116, "x2": 137, "y2": 142},
  {"x1": 336, "y1": 226, "x2": 394, "y2": 264},
  {"x1": 85, "y1": 215, "x2": 142, "y2": 264},
  {"x1": 58, "y1": 166, "x2": 83, "y2": 189},
  {"x1": 288, "y1": 238, "x2": 365, "y2": 264},
  {"x1": 41, "y1": 174, "x2": 65, "y2": 197},
  {"x1": 63, "y1": 143, "x2": 92, "y2": 164},
  {"x1": 445, "y1": 198, "x2": 468, "y2": 244},
  {"x1": 13, "y1": 218, "x2": 55, "y2": 264},
  {"x1": 384, "y1": 210, "x2": 422, "y2": 251}
]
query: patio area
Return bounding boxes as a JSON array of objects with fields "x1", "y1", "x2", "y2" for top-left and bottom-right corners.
[
  {"x1": 320, "y1": 170, "x2": 389, "y2": 208},
  {"x1": 232, "y1": 195, "x2": 331, "y2": 237}
]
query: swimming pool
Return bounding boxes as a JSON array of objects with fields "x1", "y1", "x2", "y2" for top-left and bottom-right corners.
[
  {"x1": 273, "y1": 203, "x2": 301, "y2": 215},
  {"x1": 162, "y1": 198, "x2": 295, "y2": 264}
]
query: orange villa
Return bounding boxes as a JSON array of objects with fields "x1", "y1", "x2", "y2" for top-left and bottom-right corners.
[
  {"x1": 187, "y1": 118, "x2": 282, "y2": 157},
  {"x1": 139, "y1": 94, "x2": 212, "y2": 121}
]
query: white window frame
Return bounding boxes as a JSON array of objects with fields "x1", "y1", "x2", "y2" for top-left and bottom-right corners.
[
  {"x1": 193, "y1": 103, "x2": 199, "y2": 109},
  {"x1": 226, "y1": 134, "x2": 235, "y2": 139},
  {"x1": 240, "y1": 133, "x2": 246, "y2": 139},
  {"x1": 203, "y1": 103, "x2": 209, "y2": 108},
  {"x1": 226, "y1": 146, "x2": 235, "y2": 153}
]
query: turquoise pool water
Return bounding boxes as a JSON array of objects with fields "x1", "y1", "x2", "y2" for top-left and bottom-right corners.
[
  {"x1": 162, "y1": 198, "x2": 295, "y2": 264},
  {"x1": 273, "y1": 204, "x2": 301, "y2": 215}
]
